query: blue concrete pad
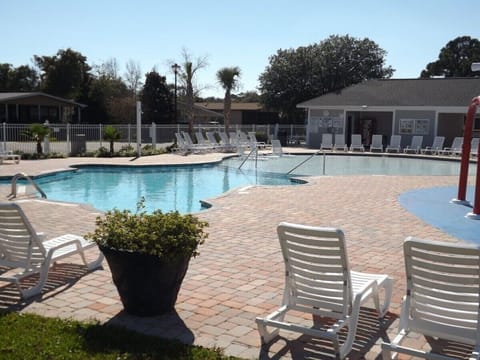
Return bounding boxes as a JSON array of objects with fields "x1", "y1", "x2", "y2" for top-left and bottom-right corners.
[{"x1": 399, "y1": 185, "x2": 479, "y2": 244}]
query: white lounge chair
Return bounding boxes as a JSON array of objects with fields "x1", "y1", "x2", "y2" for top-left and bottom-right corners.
[
  {"x1": 420, "y1": 136, "x2": 445, "y2": 155},
  {"x1": 0, "y1": 202, "x2": 104, "y2": 298},
  {"x1": 256, "y1": 223, "x2": 393, "y2": 359},
  {"x1": 370, "y1": 134, "x2": 384, "y2": 152},
  {"x1": 333, "y1": 134, "x2": 348, "y2": 151},
  {"x1": 182, "y1": 131, "x2": 210, "y2": 153},
  {"x1": 382, "y1": 237, "x2": 480, "y2": 360},
  {"x1": 438, "y1": 136, "x2": 463, "y2": 156},
  {"x1": 403, "y1": 135, "x2": 423, "y2": 154},
  {"x1": 349, "y1": 134, "x2": 365, "y2": 152},
  {"x1": 0, "y1": 150, "x2": 21, "y2": 164},
  {"x1": 271, "y1": 139, "x2": 283, "y2": 156},
  {"x1": 319, "y1": 133, "x2": 333, "y2": 151},
  {"x1": 385, "y1": 135, "x2": 402, "y2": 153},
  {"x1": 205, "y1": 132, "x2": 225, "y2": 151},
  {"x1": 248, "y1": 131, "x2": 267, "y2": 149},
  {"x1": 471, "y1": 137, "x2": 479, "y2": 157}
]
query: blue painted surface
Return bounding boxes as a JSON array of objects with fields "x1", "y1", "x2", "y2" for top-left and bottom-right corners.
[{"x1": 399, "y1": 185, "x2": 479, "y2": 244}]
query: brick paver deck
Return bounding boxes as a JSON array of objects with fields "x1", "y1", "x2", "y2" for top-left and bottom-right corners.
[{"x1": 0, "y1": 152, "x2": 477, "y2": 359}]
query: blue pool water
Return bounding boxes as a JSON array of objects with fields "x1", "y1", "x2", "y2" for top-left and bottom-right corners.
[
  {"x1": 32, "y1": 164, "x2": 297, "y2": 214},
  {"x1": 7, "y1": 155, "x2": 477, "y2": 214}
]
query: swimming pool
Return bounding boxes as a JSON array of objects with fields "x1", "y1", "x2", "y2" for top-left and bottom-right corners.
[
  {"x1": 13, "y1": 154, "x2": 477, "y2": 214},
  {"x1": 223, "y1": 153, "x2": 478, "y2": 176},
  {"x1": 31, "y1": 164, "x2": 297, "y2": 214}
]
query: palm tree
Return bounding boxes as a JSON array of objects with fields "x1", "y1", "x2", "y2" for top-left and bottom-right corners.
[
  {"x1": 216, "y1": 66, "x2": 241, "y2": 134},
  {"x1": 23, "y1": 123, "x2": 51, "y2": 155},
  {"x1": 103, "y1": 125, "x2": 121, "y2": 156}
]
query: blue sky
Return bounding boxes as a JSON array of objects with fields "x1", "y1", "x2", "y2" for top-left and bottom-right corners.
[{"x1": 2, "y1": 0, "x2": 479, "y2": 98}]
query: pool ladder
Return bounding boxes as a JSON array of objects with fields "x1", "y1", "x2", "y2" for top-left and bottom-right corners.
[{"x1": 8, "y1": 173, "x2": 47, "y2": 199}]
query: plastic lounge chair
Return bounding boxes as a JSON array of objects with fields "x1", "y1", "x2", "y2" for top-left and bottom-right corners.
[
  {"x1": 256, "y1": 223, "x2": 393, "y2": 359},
  {"x1": 438, "y1": 136, "x2": 463, "y2": 156},
  {"x1": 382, "y1": 237, "x2": 480, "y2": 360},
  {"x1": 320, "y1": 133, "x2": 333, "y2": 151},
  {"x1": 0, "y1": 202, "x2": 104, "y2": 298},
  {"x1": 271, "y1": 139, "x2": 283, "y2": 156},
  {"x1": 182, "y1": 131, "x2": 210, "y2": 153},
  {"x1": 385, "y1": 135, "x2": 401, "y2": 153},
  {"x1": 248, "y1": 131, "x2": 267, "y2": 149},
  {"x1": 471, "y1": 137, "x2": 479, "y2": 157},
  {"x1": 333, "y1": 134, "x2": 348, "y2": 151},
  {"x1": 218, "y1": 132, "x2": 236, "y2": 152},
  {"x1": 174, "y1": 132, "x2": 190, "y2": 154},
  {"x1": 0, "y1": 150, "x2": 21, "y2": 164},
  {"x1": 349, "y1": 134, "x2": 365, "y2": 152},
  {"x1": 205, "y1": 132, "x2": 224, "y2": 151},
  {"x1": 420, "y1": 136, "x2": 445, "y2": 155},
  {"x1": 403, "y1": 135, "x2": 423, "y2": 154},
  {"x1": 370, "y1": 134, "x2": 384, "y2": 152}
]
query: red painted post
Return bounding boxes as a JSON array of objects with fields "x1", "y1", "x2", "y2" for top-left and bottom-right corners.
[
  {"x1": 456, "y1": 96, "x2": 480, "y2": 202},
  {"x1": 471, "y1": 140, "x2": 480, "y2": 216}
]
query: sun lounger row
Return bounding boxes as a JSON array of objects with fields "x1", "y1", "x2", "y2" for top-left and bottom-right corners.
[
  {"x1": 256, "y1": 222, "x2": 480, "y2": 360},
  {"x1": 320, "y1": 134, "x2": 478, "y2": 156},
  {"x1": 174, "y1": 131, "x2": 268, "y2": 154}
]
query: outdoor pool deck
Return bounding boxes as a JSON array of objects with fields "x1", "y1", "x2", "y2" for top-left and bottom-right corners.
[{"x1": 0, "y1": 151, "x2": 478, "y2": 359}]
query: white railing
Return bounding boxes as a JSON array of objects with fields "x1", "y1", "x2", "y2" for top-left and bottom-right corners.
[{"x1": 1, "y1": 122, "x2": 306, "y2": 155}]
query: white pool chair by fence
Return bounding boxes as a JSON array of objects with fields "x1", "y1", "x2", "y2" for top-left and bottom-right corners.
[
  {"x1": 403, "y1": 135, "x2": 423, "y2": 154},
  {"x1": 271, "y1": 139, "x2": 283, "y2": 156},
  {"x1": 0, "y1": 150, "x2": 21, "y2": 164},
  {"x1": 256, "y1": 223, "x2": 393, "y2": 360},
  {"x1": 382, "y1": 237, "x2": 480, "y2": 360},
  {"x1": 333, "y1": 134, "x2": 348, "y2": 151},
  {"x1": 420, "y1": 136, "x2": 445, "y2": 155},
  {"x1": 370, "y1": 134, "x2": 384, "y2": 152},
  {"x1": 248, "y1": 131, "x2": 267, "y2": 149},
  {"x1": 438, "y1": 136, "x2": 463, "y2": 156},
  {"x1": 320, "y1": 133, "x2": 333, "y2": 151},
  {"x1": 349, "y1": 134, "x2": 365, "y2": 152},
  {"x1": 385, "y1": 135, "x2": 402, "y2": 153},
  {"x1": 0, "y1": 203, "x2": 104, "y2": 298},
  {"x1": 471, "y1": 137, "x2": 479, "y2": 157},
  {"x1": 205, "y1": 132, "x2": 224, "y2": 151}
]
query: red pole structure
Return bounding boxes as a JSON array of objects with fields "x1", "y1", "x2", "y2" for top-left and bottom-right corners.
[
  {"x1": 466, "y1": 138, "x2": 480, "y2": 219},
  {"x1": 455, "y1": 96, "x2": 480, "y2": 203}
]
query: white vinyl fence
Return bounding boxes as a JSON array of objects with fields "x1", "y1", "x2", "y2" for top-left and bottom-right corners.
[{"x1": 1, "y1": 122, "x2": 306, "y2": 155}]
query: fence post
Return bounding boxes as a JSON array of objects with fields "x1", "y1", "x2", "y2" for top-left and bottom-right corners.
[
  {"x1": 2, "y1": 122, "x2": 6, "y2": 152},
  {"x1": 99, "y1": 124, "x2": 103, "y2": 148},
  {"x1": 151, "y1": 122, "x2": 156, "y2": 148},
  {"x1": 128, "y1": 123, "x2": 131, "y2": 146},
  {"x1": 43, "y1": 120, "x2": 50, "y2": 154}
]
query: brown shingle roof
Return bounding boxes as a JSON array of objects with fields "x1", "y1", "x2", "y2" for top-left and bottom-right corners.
[{"x1": 195, "y1": 102, "x2": 263, "y2": 111}]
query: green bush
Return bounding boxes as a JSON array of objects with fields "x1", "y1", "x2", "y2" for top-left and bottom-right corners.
[{"x1": 85, "y1": 198, "x2": 208, "y2": 259}]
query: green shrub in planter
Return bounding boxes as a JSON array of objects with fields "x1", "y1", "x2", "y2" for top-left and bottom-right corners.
[{"x1": 85, "y1": 199, "x2": 208, "y2": 316}]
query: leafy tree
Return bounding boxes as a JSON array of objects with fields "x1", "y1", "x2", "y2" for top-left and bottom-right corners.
[
  {"x1": 140, "y1": 70, "x2": 174, "y2": 124},
  {"x1": 124, "y1": 59, "x2": 143, "y2": 96},
  {"x1": 34, "y1": 48, "x2": 91, "y2": 100},
  {"x1": 86, "y1": 59, "x2": 130, "y2": 123},
  {"x1": 259, "y1": 34, "x2": 394, "y2": 122},
  {"x1": 23, "y1": 123, "x2": 50, "y2": 154},
  {"x1": 0, "y1": 63, "x2": 39, "y2": 91},
  {"x1": 216, "y1": 66, "x2": 241, "y2": 133},
  {"x1": 103, "y1": 125, "x2": 122, "y2": 155},
  {"x1": 178, "y1": 49, "x2": 208, "y2": 135},
  {"x1": 421, "y1": 36, "x2": 480, "y2": 78}
]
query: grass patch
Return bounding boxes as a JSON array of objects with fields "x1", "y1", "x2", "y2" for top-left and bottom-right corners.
[{"x1": 0, "y1": 312, "x2": 243, "y2": 360}]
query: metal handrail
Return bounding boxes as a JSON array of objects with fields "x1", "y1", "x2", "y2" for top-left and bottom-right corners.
[
  {"x1": 286, "y1": 151, "x2": 325, "y2": 175},
  {"x1": 9, "y1": 173, "x2": 47, "y2": 199},
  {"x1": 238, "y1": 146, "x2": 259, "y2": 170}
]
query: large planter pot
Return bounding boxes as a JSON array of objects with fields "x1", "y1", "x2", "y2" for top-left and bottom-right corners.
[{"x1": 100, "y1": 245, "x2": 190, "y2": 316}]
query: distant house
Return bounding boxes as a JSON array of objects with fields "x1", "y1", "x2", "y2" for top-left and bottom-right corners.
[
  {"x1": 297, "y1": 78, "x2": 480, "y2": 149},
  {"x1": 195, "y1": 102, "x2": 279, "y2": 125},
  {"x1": 0, "y1": 92, "x2": 86, "y2": 123}
]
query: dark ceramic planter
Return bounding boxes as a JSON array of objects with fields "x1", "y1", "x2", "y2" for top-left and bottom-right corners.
[{"x1": 100, "y1": 245, "x2": 190, "y2": 316}]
